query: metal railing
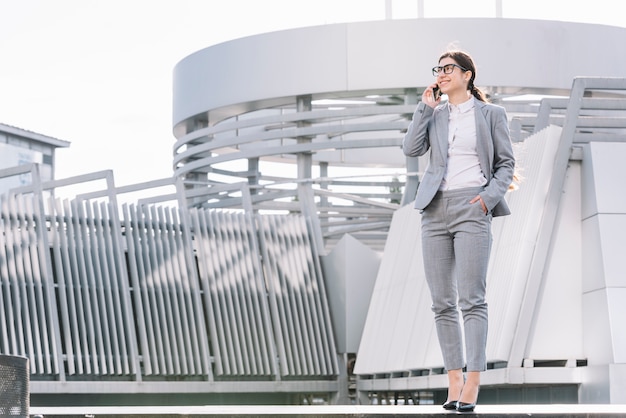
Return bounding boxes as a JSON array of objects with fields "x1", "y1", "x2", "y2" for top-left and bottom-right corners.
[{"x1": 0, "y1": 165, "x2": 338, "y2": 388}]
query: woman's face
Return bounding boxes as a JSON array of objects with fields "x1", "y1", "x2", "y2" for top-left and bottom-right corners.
[{"x1": 436, "y1": 57, "x2": 470, "y2": 96}]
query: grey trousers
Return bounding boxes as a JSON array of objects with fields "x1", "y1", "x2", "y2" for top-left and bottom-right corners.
[{"x1": 421, "y1": 186, "x2": 492, "y2": 372}]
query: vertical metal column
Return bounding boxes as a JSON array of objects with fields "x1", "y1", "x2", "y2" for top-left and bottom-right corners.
[
  {"x1": 295, "y1": 94, "x2": 326, "y2": 254},
  {"x1": 319, "y1": 162, "x2": 329, "y2": 207},
  {"x1": 296, "y1": 95, "x2": 313, "y2": 181},
  {"x1": 248, "y1": 157, "x2": 260, "y2": 197}
]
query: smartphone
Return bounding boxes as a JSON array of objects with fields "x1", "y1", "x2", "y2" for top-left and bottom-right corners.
[{"x1": 433, "y1": 86, "x2": 441, "y2": 101}]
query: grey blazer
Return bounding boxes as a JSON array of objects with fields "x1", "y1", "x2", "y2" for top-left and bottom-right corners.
[{"x1": 403, "y1": 99, "x2": 515, "y2": 217}]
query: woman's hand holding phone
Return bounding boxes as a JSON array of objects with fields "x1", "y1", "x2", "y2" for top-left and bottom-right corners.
[
  {"x1": 433, "y1": 86, "x2": 441, "y2": 101},
  {"x1": 421, "y1": 83, "x2": 441, "y2": 108}
]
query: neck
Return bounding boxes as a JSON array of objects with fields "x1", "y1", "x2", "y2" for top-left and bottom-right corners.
[{"x1": 448, "y1": 90, "x2": 471, "y2": 105}]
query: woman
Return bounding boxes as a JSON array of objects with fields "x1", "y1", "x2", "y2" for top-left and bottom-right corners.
[{"x1": 402, "y1": 50, "x2": 515, "y2": 412}]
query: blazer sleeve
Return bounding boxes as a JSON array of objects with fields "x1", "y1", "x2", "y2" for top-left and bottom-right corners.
[
  {"x1": 402, "y1": 102, "x2": 434, "y2": 157},
  {"x1": 479, "y1": 105, "x2": 515, "y2": 213}
]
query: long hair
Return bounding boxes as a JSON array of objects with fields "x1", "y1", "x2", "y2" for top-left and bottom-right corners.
[{"x1": 439, "y1": 50, "x2": 488, "y2": 102}]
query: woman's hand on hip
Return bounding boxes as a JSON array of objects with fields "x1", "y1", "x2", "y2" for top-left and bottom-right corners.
[{"x1": 470, "y1": 195, "x2": 487, "y2": 214}]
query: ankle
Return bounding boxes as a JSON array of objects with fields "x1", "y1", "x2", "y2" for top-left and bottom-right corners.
[
  {"x1": 446, "y1": 369, "x2": 464, "y2": 400},
  {"x1": 459, "y1": 381, "x2": 480, "y2": 403}
]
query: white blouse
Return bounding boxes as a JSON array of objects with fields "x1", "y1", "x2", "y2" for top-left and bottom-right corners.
[{"x1": 439, "y1": 96, "x2": 487, "y2": 191}]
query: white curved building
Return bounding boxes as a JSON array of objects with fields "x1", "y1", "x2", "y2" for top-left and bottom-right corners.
[{"x1": 172, "y1": 17, "x2": 626, "y2": 248}]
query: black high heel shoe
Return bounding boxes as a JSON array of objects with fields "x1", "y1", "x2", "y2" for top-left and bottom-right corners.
[
  {"x1": 442, "y1": 400, "x2": 458, "y2": 410},
  {"x1": 456, "y1": 401, "x2": 476, "y2": 412}
]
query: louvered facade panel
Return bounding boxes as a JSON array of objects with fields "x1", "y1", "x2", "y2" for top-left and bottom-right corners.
[
  {"x1": 191, "y1": 209, "x2": 278, "y2": 377},
  {"x1": 122, "y1": 204, "x2": 211, "y2": 377},
  {"x1": 0, "y1": 195, "x2": 61, "y2": 375},
  {"x1": 258, "y1": 215, "x2": 338, "y2": 377},
  {"x1": 0, "y1": 176, "x2": 340, "y2": 385},
  {"x1": 46, "y1": 197, "x2": 138, "y2": 377}
]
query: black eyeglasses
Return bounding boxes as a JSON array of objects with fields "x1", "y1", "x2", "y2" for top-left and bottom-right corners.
[{"x1": 432, "y1": 63, "x2": 468, "y2": 77}]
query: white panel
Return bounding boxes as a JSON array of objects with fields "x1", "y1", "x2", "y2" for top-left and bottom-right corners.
[
  {"x1": 582, "y1": 289, "x2": 614, "y2": 365},
  {"x1": 321, "y1": 234, "x2": 380, "y2": 353},
  {"x1": 608, "y1": 289, "x2": 626, "y2": 364},
  {"x1": 320, "y1": 239, "x2": 349, "y2": 353},
  {"x1": 486, "y1": 125, "x2": 562, "y2": 361},
  {"x1": 580, "y1": 146, "x2": 626, "y2": 371},
  {"x1": 609, "y1": 364, "x2": 626, "y2": 403},
  {"x1": 582, "y1": 215, "x2": 606, "y2": 293},
  {"x1": 582, "y1": 143, "x2": 626, "y2": 218},
  {"x1": 581, "y1": 365, "x2": 611, "y2": 403},
  {"x1": 597, "y1": 214, "x2": 626, "y2": 289},
  {"x1": 343, "y1": 236, "x2": 380, "y2": 353},
  {"x1": 525, "y1": 161, "x2": 584, "y2": 360}
]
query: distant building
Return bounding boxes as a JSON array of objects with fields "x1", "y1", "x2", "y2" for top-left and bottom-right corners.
[{"x1": 0, "y1": 123, "x2": 69, "y2": 194}]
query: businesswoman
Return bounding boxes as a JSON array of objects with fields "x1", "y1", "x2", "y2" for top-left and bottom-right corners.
[{"x1": 402, "y1": 50, "x2": 515, "y2": 412}]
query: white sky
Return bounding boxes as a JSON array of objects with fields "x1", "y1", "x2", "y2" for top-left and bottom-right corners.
[{"x1": 1, "y1": 0, "x2": 624, "y2": 188}]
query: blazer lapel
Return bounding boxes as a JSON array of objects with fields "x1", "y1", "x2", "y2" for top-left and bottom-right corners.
[
  {"x1": 433, "y1": 106, "x2": 449, "y2": 162},
  {"x1": 474, "y1": 100, "x2": 493, "y2": 181}
]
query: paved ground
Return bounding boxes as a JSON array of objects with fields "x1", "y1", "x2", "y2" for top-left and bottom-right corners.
[{"x1": 29, "y1": 403, "x2": 626, "y2": 417}]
